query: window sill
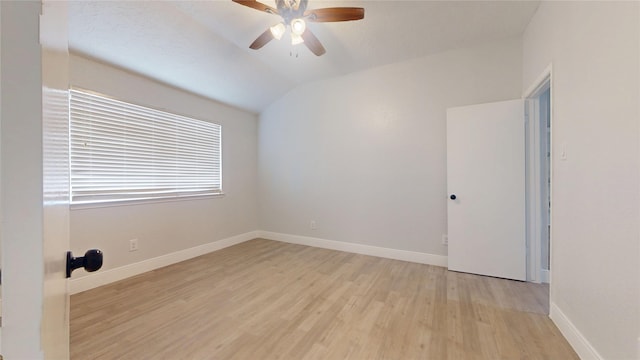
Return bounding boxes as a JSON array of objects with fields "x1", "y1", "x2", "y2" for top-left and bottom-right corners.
[{"x1": 70, "y1": 193, "x2": 225, "y2": 211}]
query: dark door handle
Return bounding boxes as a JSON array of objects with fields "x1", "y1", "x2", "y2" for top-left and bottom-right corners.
[
  {"x1": 450, "y1": 194, "x2": 457, "y2": 200},
  {"x1": 66, "y1": 249, "x2": 103, "y2": 278}
]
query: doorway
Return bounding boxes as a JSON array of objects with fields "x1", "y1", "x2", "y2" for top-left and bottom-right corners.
[{"x1": 525, "y1": 68, "x2": 552, "y2": 288}]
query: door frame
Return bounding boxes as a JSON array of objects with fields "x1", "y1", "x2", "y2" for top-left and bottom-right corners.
[{"x1": 523, "y1": 64, "x2": 553, "y2": 285}]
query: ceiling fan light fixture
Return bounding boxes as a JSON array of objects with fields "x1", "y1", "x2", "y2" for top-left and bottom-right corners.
[
  {"x1": 234, "y1": 0, "x2": 364, "y2": 56},
  {"x1": 270, "y1": 22, "x2": 286, "y2": 40},
  {"x1": 290, "y1": 18, "x2": 306, "y2": 36},
  {"x1": 291, "y1": 32, "x2": 304, "y2": 45}
]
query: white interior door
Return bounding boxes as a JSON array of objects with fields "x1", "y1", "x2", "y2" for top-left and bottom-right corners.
[
  {"x1": 446, "y1": 99, "x2": 526, "y2": 281},
  {"x1": 41, "y1": 1, "x2": 71, "y2": 359}
]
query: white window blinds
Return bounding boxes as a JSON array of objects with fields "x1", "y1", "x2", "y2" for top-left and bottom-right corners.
[{"x1": 69, "y1": 89, "x2": 222, "y2": 205}]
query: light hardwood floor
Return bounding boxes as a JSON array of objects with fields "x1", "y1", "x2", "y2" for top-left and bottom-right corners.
[{"x1": 71, "y1": 239, "x2": 577, "y2": 359}]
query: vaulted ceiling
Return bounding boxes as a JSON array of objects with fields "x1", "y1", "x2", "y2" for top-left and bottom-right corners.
[{"x1": 69, "y1": 1, "x2": 540, "y2": 113}]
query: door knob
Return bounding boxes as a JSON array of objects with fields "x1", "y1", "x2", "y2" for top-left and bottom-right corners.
[
  {"x1": 66, "y1": 249, "x2": 103, "y2": 278},
  {"x1": 450, "y1": 194, "x2": 457, "y2": 200}
]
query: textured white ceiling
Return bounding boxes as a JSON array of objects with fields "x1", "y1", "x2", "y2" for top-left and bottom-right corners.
[{"x1": 69, "y1": 0, "x2": 539, "y2": 113}]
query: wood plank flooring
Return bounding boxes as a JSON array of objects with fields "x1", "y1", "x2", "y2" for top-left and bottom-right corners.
[{"x1": 71, "y1": 239, "x2": 577, "y2": 359}]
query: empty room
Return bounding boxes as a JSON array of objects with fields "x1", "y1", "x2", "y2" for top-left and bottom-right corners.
[{"x1": 1, "y1": 0, "x2": 639, "y2": 359}]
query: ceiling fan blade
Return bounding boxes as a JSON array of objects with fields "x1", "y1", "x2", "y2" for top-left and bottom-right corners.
[
  {"x1": 301, "y1": 28, "x2": 326, "y2": 56},
  {"x1": 304, "y1": 7, "x2": 364, "y2": 22},
  {"x1": 232, "y1": 0, "x2": 278, "y2": 14},
  {"x1": 249, "y1": 28, "x2": 275, "y2": 50}
]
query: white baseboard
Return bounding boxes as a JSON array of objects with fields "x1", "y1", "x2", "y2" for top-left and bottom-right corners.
[
  {"x1": 69, "y1": 231, "x2": 259, "y2": 294},
  {"x1": 540, "y1": 269, "x2": 550, "y2": 283},
  {"x1": 69, "y1": 230, "x2": 447, "y2": 294},
  {"x1": 258, "y1": 231, "x2": 448, "y2": 268},
  {"x1": 550, "y1": 302, "x2": 603, "y2": 360}
]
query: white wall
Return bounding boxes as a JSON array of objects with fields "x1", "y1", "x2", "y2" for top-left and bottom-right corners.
[
  {"x1": 523, "y1": 2, "x2": 639, "y2": 359},
  {"x1": 1, "y1": 1, "x2": 44, "y2": 358},
  {"x1": 69, "y1": 55, "x2": 259, "y2": 275},
  {"x1": 258, "y1": 39, "x2": 522, "y2": 257}
]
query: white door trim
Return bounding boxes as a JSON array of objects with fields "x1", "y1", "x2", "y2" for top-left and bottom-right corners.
[{"x1": 523, "y1": 64, "x2": 553, "y2": 285}]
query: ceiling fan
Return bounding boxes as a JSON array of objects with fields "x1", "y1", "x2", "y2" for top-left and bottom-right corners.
[{"x1": 232, "y1": 0, "x2": 365, "y2": 56}]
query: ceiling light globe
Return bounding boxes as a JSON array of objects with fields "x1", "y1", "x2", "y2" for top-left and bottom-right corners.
[
  {"x1": 291, "y1": 33, "x2": 304, "y2": 45},
  {"x1": 291, "y1": 18, "x2": 306, "y2": 36},
  {"x1": 270, "y1": 23, "x2": 286, "y2": 40}
]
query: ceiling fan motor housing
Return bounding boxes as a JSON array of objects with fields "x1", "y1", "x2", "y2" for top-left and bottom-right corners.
[{"x1": 276, "y1": 0, "x2": 308, "y2": 24}]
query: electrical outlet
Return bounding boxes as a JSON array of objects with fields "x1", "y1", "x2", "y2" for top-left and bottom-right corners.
[
  {"x1": 442, "y1": 234, "x2": 448, "y2": 246},
  {"x1": 310, "y1": 220, "x2": 317, "y2": 230},
  {"x1": 129, "y1": 238, "x2": 139, "y2": 252}
]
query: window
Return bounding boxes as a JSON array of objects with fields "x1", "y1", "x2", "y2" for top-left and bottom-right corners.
[{"x1": 69, "y1": 89, "x2": 222, "y2": 205}]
